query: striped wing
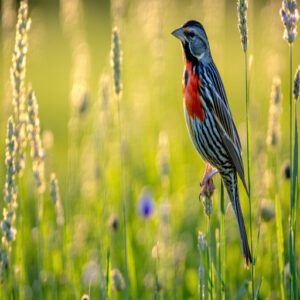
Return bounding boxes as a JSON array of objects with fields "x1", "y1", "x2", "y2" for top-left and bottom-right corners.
[
  {"x1": 203, "y1": 61, "x2": 242, "y2": 149},
  {"x1": 199, "y1": 62, "x2": 249, "y2": 195}
]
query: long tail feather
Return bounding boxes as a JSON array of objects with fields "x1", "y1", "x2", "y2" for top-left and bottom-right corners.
[{"x1": 222, "y1": 171, "x2": 252, "y2": 265}]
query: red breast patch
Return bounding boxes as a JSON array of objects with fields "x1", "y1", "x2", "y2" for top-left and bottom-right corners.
[{"x1": 183, "y1": 61, "x2": 205, "y2": 122}]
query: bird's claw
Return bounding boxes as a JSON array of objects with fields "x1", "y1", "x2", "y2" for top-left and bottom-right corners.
[{"x1": 199, "y1": 167, "x2": 218, "y2": 198}]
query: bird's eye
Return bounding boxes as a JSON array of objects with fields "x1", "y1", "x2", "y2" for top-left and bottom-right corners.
[{"x1": 189, "y1": 32, "x2": 195, "y2": 39}]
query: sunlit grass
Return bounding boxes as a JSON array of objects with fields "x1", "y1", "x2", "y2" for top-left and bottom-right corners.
[{"x1": 0, "y1": 0, "x2": 299, "y2": 299}]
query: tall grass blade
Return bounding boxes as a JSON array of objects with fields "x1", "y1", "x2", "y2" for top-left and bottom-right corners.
[
  {"x1": 290, "y1": 102, "x2": 298, "y2": 299},
  {"x1": 288, "y1": 46, "x2": 293, "y2": 299},
  {"x1": 105, "y1": 248, "x2": 111, "y2": 299},
  {"x1": 110, "y1": 26, "x2": 129, "y2": 299},
  {"x1": 275, "y1": 194, "x2": 285, "y2": 300},
  {"x1": 219, "y1": 183, "x2": 226, "y2": 300},
  {"x1": 126, "y1": 227, "x2": 137, "y2": 299},
  {"x1": 237, "y1": 1, "x2": 254, "y2": 296},
  {"x1": 198, "y1": 232, "x2": 208, "y2": 300}
]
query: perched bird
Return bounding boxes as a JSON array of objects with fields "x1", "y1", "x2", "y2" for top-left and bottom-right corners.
[{"x1": 172, "y1": 20, "x2": 252, "y2": 265}]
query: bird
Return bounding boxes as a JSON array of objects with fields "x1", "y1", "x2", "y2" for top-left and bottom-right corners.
[{"x1": 172, "y1": 20, "x2": 252, "y2": 265}]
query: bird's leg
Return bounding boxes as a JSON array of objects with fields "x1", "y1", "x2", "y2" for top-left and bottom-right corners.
[{"x1": 199, "y1": 164, "x2": 218, "y2": 198}]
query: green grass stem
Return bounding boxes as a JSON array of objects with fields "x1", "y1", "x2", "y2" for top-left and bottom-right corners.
[
  {"x1": 290, "y1": 98, "x2": 298, "y2": 299},
  {"x1": 275, "y1": 193, "x2": 285, "y2": 300},
  {"x1": 219, "y1": 183, "x2": 226, "y2": 300},
  {"x1": 244, "y1": 48, "x2": 255, "y2": 300},
  {"x1": 105, "y1": 248, "x2": 111, "y2": 299},
  {"x1": 116, "y1": 95, "x2": 129, "y2": 300}
]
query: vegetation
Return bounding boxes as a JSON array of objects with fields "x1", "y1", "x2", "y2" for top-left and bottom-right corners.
[{"x1": 0, "y1": 0, "x2": 299, "y2": 299}]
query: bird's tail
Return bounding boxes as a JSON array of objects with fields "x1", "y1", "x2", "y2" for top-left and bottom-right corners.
[{"x1": 222, "y1": 171, "x2": 252, "y2": 265}]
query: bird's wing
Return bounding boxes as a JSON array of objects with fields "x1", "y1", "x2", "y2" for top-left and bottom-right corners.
[
  {"x1": 203, "y1": 62, "x2": 242, "y2": 149},
  {"x1": 201, "y1": 64, "x2": 248, "y2": 195}
]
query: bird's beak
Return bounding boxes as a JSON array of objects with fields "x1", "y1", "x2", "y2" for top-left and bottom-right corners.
[{"x1": 171, "y1": 27, "x2": 186, "y2": 42}]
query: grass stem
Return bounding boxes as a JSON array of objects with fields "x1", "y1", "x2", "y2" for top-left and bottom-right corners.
[
  {"x1": 116, "y1": 97, "x2": 129, "y2": 300},
  {"x1": 219, "y1": 183, "x2": 226, "y2": 300},
  {"x1": 288, "y1": 44, "x2": 299, "y2": 300},
  {"x1": 244, "y1": 49, "x2": 254, "y2": 300}
]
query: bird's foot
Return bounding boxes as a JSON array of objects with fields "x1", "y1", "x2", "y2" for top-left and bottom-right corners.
[{"x1": 199, "y1": 166, "x2": 218, "y2": 198}]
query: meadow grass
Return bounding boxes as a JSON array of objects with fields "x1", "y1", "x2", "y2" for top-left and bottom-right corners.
[
  {"x1": 237, "y1": 1, "x2": 255, "y2": 298},
  {"x1": 280, "y1": 1, "x2": 299, "y2": 298},
  {"x1": 0, "y1": 0, "x2": 299, "y2": 299}
]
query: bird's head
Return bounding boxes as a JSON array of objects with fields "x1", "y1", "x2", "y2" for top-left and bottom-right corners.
[{"x1": 172, "y1": 20, "x2": 211, "y2": 63}]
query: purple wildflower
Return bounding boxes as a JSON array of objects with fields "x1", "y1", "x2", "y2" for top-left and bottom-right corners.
[{"x1": 138, "y1": 190, "x2": 154, "y2": 218}]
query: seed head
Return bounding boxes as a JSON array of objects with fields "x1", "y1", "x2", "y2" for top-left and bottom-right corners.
[
  {"x1": 71, "y1": 83, "x2": 90, "y2": 117},
  {"x1": 294, "y1": 65, "x2": 300, "y2": 100},
  {"x1": 201, "y1": 196, "x2": 213, "y2": 217},
  {"x1": 151, "y1": 242, "x2": 160, "y2": 259},
  {"x1": 111, "y1": 268, "x2": 125, "y2": 291},
  {"x1": 3, "y1": 117, "x2": 18, "y2": 205},
  {"x1": 1, "y1": 117, "x2": 18, "y2": 279},
  {"x1": 155, "y1": 281, "x2": 163, "y2": 293},
  {"x1": 81, "y1": 294, "x2": 89, "y2": 300},
  {"x1": 50, "y1": 173, "x2": 64, "y2": 226},
  {"x1": 110, "y1": 27, "x2": 122, "y2": 96},
  {"x1": 267, "y1": 77, "x2": 282, "y2": 147},
  {"x1": 199, "y1": 175, "x2": 215, "y2": 217},
  {"x1": 28, "y1": 88, "x2": 45, "y2": 193},
  {"x1": 197, "y1": 232, "x2": 207, "y2": 252},
  {"x1": 100, "y1": 74, "x2": 110, "y2": 113},
  {"x1": 237, "y1": 0, "x2": 248, "y2": 51},
  {"x1": 282, "y1": 161, "x2": 291, "y2": 179},
  {"x1": 108, "y1": 214, "x2": 119, "y2": 231},
  {"x1": 157, "y1": 131, "x2": 170, "y2": 180},
  {"x1": 260, "y1": 199, "x2": 275, "y2": 222},
  {"x1": 82, "y1": 260, "x2": 100, "y2": 286},
  {"x1": 280, "y1": 0, "x2": 299, "y2": 44},
  {"x1": 198, "y1": 265, "x2": 204, "y2": 280},
  {"x1": 42, "y1": 130, "x2": 54, "y2": 151},
  {"x1": 11, "y1": 0, "x2": 31, "y2": 175}
]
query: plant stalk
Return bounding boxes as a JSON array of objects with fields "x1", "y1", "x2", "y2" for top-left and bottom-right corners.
[
  {"x1": 116, "y1": 97, "x2": 129, "y2": 300},
  {"x1": 244, "y1": 50, "x2": 254, "y2": 299}
]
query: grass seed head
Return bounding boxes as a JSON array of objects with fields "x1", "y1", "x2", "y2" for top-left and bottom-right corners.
[
  {"x1": 198, "y1": 265, "x2": 204, "y2": 280},
  {"x1": 280, "y1": 0, "x2": 299, "y2": 44},
  {"x1": 108, "y1": 214, "x2": 119, "y2": 231},
  {"x1": 50, "y1": 173, "x2": 64, "y2": 226},
  {"x1": 42, "y1": 130, "x2": 54, "y2": 151},
  {"x1": 111, "y1": 268, "x2": 125, "y2": 291},
  {"x1": 260, "y1": 199, "x2": 275, "y2": 222},
  {"x1": 201, "y1": 195, "x2": 213, "y2": 217},
  {"x1": 28, "y1": 88, "x2": 45, "y2": 193},
  {"x1": 151, "y1": 242, "x2": 161, "y2": 259},
  {"x1": 282, "y1": 161, "x2": 291, "y2": 179},
  {"x1": 157, "y1": 131, "x2": 170, "y2": 183},
  {"x1": 111, "y1": 27, "x2": 122, "y2": 96},
  {"x1": 1, "y1": 117, "x2": 18, "y2": 279},
  {"x1": 267, "y1": 77, "x2": 282, "y2": 147},
  {"x1": 4, "y1": 117, "x2": 17, "y2": 205},
  {"x1": 71, "y1": 83, "x2": 90, "y2": 117},
  {"x1": 100, "y1": 74, "x2": 110, "y2": 112},
  {"x1": 237, "y1": 0, "x2": 248, "y2": 51},
  {"x1": 197, "y1": 232, "x2": 207, "y2": 252},
  {"x1": 11, "y1": 0, "x2": 31, "y2": 175}
]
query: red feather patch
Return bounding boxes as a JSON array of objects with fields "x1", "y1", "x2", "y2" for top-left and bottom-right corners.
[{"x1": 183, "y1": 61, "x2": 205, "y2": 122}]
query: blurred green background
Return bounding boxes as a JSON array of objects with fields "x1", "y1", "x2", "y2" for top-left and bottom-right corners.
[{"x1": 0, "y1": 0, "x2": 300, "y2": 299}]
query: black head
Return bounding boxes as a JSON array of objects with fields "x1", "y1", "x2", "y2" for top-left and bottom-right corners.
[{"x1": 172, "y1": 20, "x2": 211, "y2": 63}]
